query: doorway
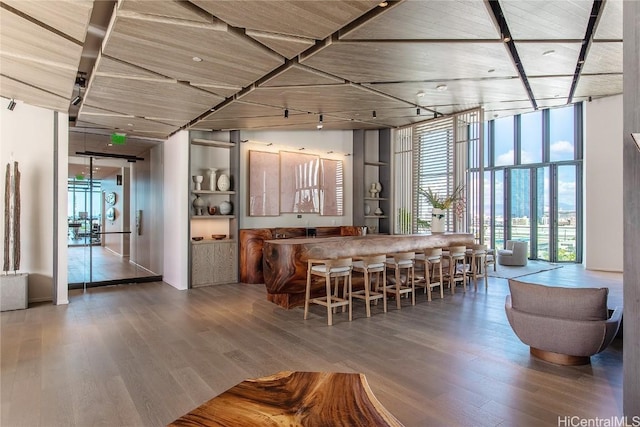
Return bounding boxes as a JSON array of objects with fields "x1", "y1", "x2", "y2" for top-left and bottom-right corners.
[{"x1": 67, "y1": 153, "x2": 161, "y2": 289}]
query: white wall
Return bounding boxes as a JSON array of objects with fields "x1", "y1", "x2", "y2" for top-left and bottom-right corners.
[
  {"x1": 239, "y1": 130, "x2": 353, "y2": 229},
  {"x1": 0, "y1": 97, "x2": 69, "y2": 303},
  {"x1": 584, "y1": 94, "x2": 623, "y2": 271},
  {"x1": 162, "y1": 130, "x2": 189, "y2": 289}
]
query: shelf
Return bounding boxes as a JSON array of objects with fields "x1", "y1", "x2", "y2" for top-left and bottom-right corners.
[
  {"x1": 364, "y1": 161, "x2": 388, "y2": 167},
  {"x1": 191, "y1": 138, "x2": 235, "y2": 148},
  {"x1": 192, "y1": 190, "x2": 235, "y2": 195},
  {"x1": 364, "y1": 197, "x2": 388, "y2": 201},
  {"x1": 365, "y1": 215, "x2": 388, "y2": 219},
  {"x1": 191, "y1": 239, "x2": 237, "y2": 245},
  {"x1": 191, "y1": 215, "x2": 235, "y2": 220}
]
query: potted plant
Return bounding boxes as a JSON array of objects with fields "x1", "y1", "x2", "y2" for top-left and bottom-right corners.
[{"x1": 417, "y1": 185, "x2": 464, "y2": 233}]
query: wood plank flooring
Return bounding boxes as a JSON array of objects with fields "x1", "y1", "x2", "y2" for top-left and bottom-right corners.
[
  {"x1": 1, "y1": 264, "x2": 623, "y2": 426},
  {"x1": 67, "y1": 245, "x2": 157, "y2": 285}
]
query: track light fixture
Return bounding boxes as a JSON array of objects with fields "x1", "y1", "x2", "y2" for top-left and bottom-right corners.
[
  {"x1": 372, "y1": 110, "x2": 377, "y2": 118},
  {"x1": 317, "y1": 114, "x2": 323, "y2": 130},
  {"x1": 71, "y1": 95, "x2": 82, "y2": 106},
  {"x1": 417, "y1": 108, "x2": 420, "y2": 116},
  {"x1": 433, "y1": 111, "x2": 437, "y2": 119},
  {"x1": 284, "y1": 109, "x2": 289, "y2": 118},
  {"x1": 7, "y1": 99, "x2": 16, "y2": 111}
]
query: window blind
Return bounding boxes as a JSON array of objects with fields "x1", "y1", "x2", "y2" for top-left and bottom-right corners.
[{"x1": 413, "y1": 117, "x2": 455, "y2": 231}]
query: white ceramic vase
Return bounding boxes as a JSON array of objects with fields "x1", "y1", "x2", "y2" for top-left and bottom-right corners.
[
  {"x1": 192, "y1": 175, "x2": 203, "y2": 191},
  {"x1": 207, "y1": 168, "x2": 218, "y2": 191},
  {"x1": 431, "y1": 208, "x2": 446, "y2": 233},
  {"x1": 217, "y1": 173, "x2": 230, "y2": 191},
  {"x1": 364, "y1": 204, "x2": 371, "y2": 215},
  {"x1": 219, "y1": 200, "x2": 232, "y2": 215}
]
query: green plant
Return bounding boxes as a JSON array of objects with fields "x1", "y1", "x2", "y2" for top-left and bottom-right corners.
[{"x1": 418, "y1": 184, "x2": 464, "y2": 210}]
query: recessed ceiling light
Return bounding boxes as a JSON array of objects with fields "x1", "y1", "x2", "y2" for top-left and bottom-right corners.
[
  {"x1": 502, "y1": 35, "x2": 511, "y2": 42},
  {"x1": 192, "y1": 56, "x2": 203, "y2": 62},
  {"x1": 542, "y1": 49, "x2": 556, "y2": 56},
  {"x1": 108, "y1": 143, "x2": 113, "y2": 147},
  {"x1": 416, "y1": 91, "x2": 425, "y2": 98},
  {"x1": 127, "y1": 123, "x2": 133, "y2": 126},
  {"x1": 378, "y1": 1, "x2": 388, "y2": 6},
  {"x1": 436, "y1": 84, "x2": 447, "y2": 91}
]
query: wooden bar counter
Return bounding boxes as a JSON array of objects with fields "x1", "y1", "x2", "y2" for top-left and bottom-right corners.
[{"x1": 263, "y1": 233, "x2": 474, "y2": 308}]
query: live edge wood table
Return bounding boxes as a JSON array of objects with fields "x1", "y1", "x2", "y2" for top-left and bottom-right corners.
[
  {"x1": 168, "y1": 371, "x2": 404, "y2": 427},
  {"x1": 263, "y1": 233, "x2": 474, "y2": 309}
]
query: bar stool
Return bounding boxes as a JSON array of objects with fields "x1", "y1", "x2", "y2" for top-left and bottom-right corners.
[
  {"x1": 415, "y1": 248, "x2": 444, "y2": 301},
  {"x1": 466, "y1": 244, "x2": 488, "y2": 290},
  {"x1": 444, "y1": 246, "x2": 467, "y2": 293},
  {"x1": 485, "y1": 248, "x2": 496, "y2": 272},
  {"x1": 351, "y1": 254, "x2": 387, "y2": 317},
  {"x1": 304, "y1": 258, "x2": 353, "y2": 326},
  {"x1": 384, "y1": 252, "x2": 416, "y2": 309}
]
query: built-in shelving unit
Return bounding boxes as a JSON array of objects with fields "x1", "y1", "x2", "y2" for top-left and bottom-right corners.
[
  {"x1": 353, "y1": 129, "x2": 391, "y2": 234},
  {"x1": 188, "y1": 130, "x2": 240, "y2": 287}
]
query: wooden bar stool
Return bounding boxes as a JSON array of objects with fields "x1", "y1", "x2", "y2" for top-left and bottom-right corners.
[
  {"x1": 384, "y1": 252, "x2": 415, "y2": 309},
  {"x1": 466, "y1": 244, "x2": 488, "y2": 290},
  {"x1": 351, "y1": 254, "x2": 387, "y2": 317},
  {"x1": 444, "y1": 246, "x2": 467, "y2": 294},
  {"x1": 304, "y1": 258, "x2": 353, "y2": 326},
  {"x1": 415, "y1": 248, "x2": 444, "y2": 301}
]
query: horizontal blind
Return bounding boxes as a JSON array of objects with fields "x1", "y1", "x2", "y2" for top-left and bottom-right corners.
[{"x1": 413, "y1": 117, "x2": 454, "y2": 231}]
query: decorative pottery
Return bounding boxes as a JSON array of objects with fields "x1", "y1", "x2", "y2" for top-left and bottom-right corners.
[
  {"x1": 217, "y1": 173, "x2": 231, "y2": 191},
  {"x1": 219, "y1": 200, "x2": 233, "y2": 215},
  {"x1": 374, "y1": 207, "x2": 383, "y2": 216},
  {"x1": 207, "y1": 206, "x2": 217, "y2": 215},
  {"x1": 374, "y1": 182, "x2": 382, "y2": 193},
  {"x1": 369, "y1": 183, "x2": 378, "y2": 198},
  {"x1": 193, "y1": 195, "x2": 205, "y2": 215},
  {"x1": 431, "y1": 208, "x2": 446, "y2": 233},
  {"x1": 207, "y1": 168, "x2": 218, "y2": 191},
  {"x1": 192, "y1": 175, "x2": 203, "y2": 191},
  {"x1": 364, "y1": 204, "x2": 371, "y2": 215}
]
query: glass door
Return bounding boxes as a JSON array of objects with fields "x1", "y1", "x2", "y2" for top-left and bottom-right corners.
[{"x1": 68, "y1": 150, "x2": 161, "y2": 289}]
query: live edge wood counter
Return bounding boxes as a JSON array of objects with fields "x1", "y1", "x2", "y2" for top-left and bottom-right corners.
[{"x1": 263, "y1": 233, "x2": 473, "y2": 308}]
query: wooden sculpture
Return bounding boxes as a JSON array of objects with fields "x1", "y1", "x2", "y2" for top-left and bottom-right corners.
[{"x1": 3, "y1": 161, "x2": 20, "y2": 273}]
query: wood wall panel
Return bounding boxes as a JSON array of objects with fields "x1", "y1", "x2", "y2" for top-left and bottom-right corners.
[{"x1": 623, "y1": 1, "x2": 640, "y2": 417}]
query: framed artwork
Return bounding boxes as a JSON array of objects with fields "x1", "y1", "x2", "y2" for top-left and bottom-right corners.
[
  {"x1": 319, "y1": 158, "x2": 344, "y2": 216},
  {"x1": 280, "y1": 151, "x2": 320, "y2": 213},
  {"x1": 248, "y1": 150, "x2": 280, "y2": 216}
]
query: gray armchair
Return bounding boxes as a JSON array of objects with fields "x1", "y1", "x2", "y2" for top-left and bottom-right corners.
[
  {"x1": 505, "y1": 279, "x2": 622, "y2": 365},
  {"x1": 497, "y1": 240, "x2": 528, "y2": 266}
]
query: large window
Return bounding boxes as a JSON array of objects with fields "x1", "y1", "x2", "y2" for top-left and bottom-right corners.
[
  {"x1": 472, "y1": 104, "x2": 582, "y2": 263},
  {"x1": 393, "y1": 104, "x2": 582, "y2": 264}
]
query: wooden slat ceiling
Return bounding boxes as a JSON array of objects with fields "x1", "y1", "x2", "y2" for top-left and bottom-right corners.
[{"x1": 0, "y1": 0, "x2": 624, "y2": 156}]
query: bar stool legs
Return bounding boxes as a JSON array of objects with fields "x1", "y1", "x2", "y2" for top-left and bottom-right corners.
[{"x1": 304, "y1": 258, "x2": 353, "y2": 326}]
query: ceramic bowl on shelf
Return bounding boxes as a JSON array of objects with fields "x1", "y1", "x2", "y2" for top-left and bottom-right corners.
[
  {"x1": 192, "y1": 236, "x2": 204, "y2": 241},
  {"x1": 211, "y1": 234, "x2": 226, "y2": 240}
]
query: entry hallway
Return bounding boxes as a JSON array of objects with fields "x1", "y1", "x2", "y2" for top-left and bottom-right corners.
[{"x1": 1, "y1": 266, "x2": 623, "y2": 426}]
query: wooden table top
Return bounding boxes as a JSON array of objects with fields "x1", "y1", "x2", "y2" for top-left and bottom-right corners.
[{"x1": 168, "y1": 371, "x2": 404, "y2": 427}]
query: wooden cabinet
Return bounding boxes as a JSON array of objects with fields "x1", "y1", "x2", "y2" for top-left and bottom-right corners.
[{"x1": 191, "y1": 240, "x2": 238, "y2": 287}]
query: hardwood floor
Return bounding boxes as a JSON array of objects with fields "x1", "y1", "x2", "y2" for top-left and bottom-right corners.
[
  {"x1": 67, "y1": 245, "x2": 157, "y2": 285},
  {"x1": 1, "y1": 264, "x2": 623, "y2": 426}
]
